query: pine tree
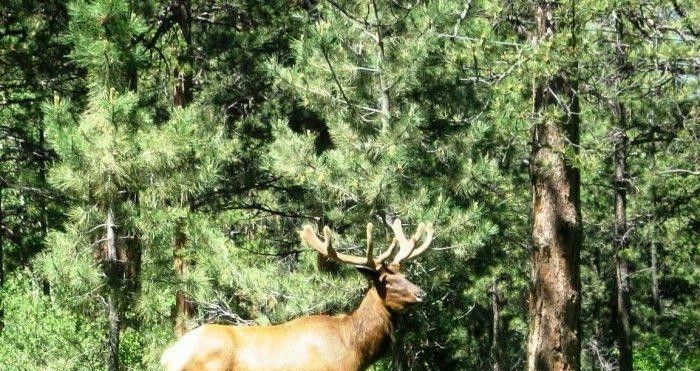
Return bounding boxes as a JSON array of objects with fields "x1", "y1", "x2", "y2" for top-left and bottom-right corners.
[
  {"x1": 37, "y1": 1, "x2": 148, "y2": 368},
  {"x1": 0, "y1": 0, "x2": 76, "y2": 320},
  {"x1": 579, "y1": 1, "x2": 699, "y2": 368},
  {"x1": 34, "y1": 1, "x2": 234, "y2": 367},
  {"x1": 520, "y1": 1, "x2": 583, "y2": 369},
  {"x1": 266, "y1": 1, "x2": 517, "y2": 368}
]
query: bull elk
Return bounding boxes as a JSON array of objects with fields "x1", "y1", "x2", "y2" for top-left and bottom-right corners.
[{"x1": 160, "y1": 219, "x2": 434, "y2": 371}]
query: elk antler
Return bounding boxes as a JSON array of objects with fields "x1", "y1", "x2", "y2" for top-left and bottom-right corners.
[
  {"x1": 300, "y1": 223, "x2": 399, "y2": 270},
  {"x1": 389, "y1": 219, "x2": 434, "y2": 266}
]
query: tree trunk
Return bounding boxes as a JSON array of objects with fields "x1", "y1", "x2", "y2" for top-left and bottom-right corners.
[
  {"x1": 371, "y1": 0, "x2": 390, "y2": 131},
  {"x1": 118, "y1": 191, "x2": 142, "y2": 300},
  {"x1": 173, "y1": 0, "x2": 194, "y2": 108},
  {"x1": 491, "y1": 278, "x2": 503, "y2": 371},
  {"x1": 174, "y1": 220, "x2": 195, "y2": 336},
  {"x1": 172, "y1": 0, "x2": 195, "y2": 336},
  {"x1": 612, "y1": 15, "x2": 633, "y2": 371},
  {"x1": 613, "y1": 126, "x2": 633, "y2": 371},
  {"x1": 103, "y1": 207, "x2": 120, "y2": 371},
  {"x1": 527, "y1": 3, "x2": 582, "y2": 370},
  {"x1": 107, "y1": 294, "x2": 120, "y2": 371}
]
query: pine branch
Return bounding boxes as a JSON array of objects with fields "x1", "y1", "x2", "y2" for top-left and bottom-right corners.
[{"x1": 320, "y1": 44, "x2": 360, "y2": 120}]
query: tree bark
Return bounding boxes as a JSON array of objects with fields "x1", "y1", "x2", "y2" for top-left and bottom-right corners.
[
  {"x1": 527, "y1": 2, "x2": 582, "y2": 371},
  {"x1": 613, "y1": 126, "x2": 633, "y2": 371},
  {"x1": 491, "y1": 278, "x2": 503, "y2": 371},
  {"x1": 103, "y1": 207, "x2": 120, "y2": 371},
  {"x1": 107, "y1": 294, "x2": 120, "y2": 371},
  {"x1": 172, "y1": 0, "x2": 195, "y2": 336},
  {"x1": 173, "y1": 0, "x2": 194, "y2": 108},
  {"x1": 612, "y1": 15, "x2": 633, "y2": 371},
  {"x1": 173, "y1": 219, "x2": 195, "y2": 336},
  {"x1": 371, "y1": 0, "x2": 391, "y2": 131}
]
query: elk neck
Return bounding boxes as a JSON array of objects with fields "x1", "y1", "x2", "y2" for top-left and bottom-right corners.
[{"x1": 346, "y1": 285, "x2": 394, "y2": 366}]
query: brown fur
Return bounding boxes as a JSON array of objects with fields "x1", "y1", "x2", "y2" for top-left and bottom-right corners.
[{"x1": 161, "y1": 266, "x2": 424, "y2": 371}]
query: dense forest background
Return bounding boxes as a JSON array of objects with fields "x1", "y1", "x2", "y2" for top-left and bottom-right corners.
[{"x1": 0, "y1": 0, "x2": 697, "y2": 370}]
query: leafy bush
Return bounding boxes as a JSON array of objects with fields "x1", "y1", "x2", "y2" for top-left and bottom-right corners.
[
  {"x1": 0, "y1": 271, "x2": 104, "y2": 370},
  {"x1": 635, "y1": 334, "x2": 699, "y2": 371}
]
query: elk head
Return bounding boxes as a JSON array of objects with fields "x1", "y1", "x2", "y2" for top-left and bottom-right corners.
[{"x1": 300, "y1": 219, "x2": 434, "y2": 313}]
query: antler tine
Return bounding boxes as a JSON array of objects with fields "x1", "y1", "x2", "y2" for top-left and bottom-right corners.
[
  {"x1": 300, "y1": 222, "x2": 431, "y2": 268},
  {"x1": 300, "y1": 225, "x2": 330, "y2": 255},
  {"x1": 407, "y1": 223, "x2": 434, "y2": 260},
  {"x1": 300, "y1": 225, "x2": 372, "y2": 267},
  {"x1": 366, "y1": 223, "x2": 375, "y2": 267},
  {"x1": 389, "y1": 219, "x2": 417, "y2": 265},
  {"x1": 411, "y1": 223, "x2": 426, "y2": 243},
  {"x1": 362, "y1": 222, "x2": 396, "y2": 267},
  {"x1": 390, "y1": 219, "x2": 434, "y2": 265}
]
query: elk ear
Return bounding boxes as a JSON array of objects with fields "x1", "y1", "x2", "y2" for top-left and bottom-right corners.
[{"x1": 355, "y1": 266, "x2": 379, "y2": 280}]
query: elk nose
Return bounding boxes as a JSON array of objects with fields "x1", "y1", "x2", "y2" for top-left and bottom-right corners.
[{"x1": 415, "y1": 289, "x2": 427, "y2": 302}]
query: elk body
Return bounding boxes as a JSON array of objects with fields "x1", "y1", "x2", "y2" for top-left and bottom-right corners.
[{"x1": 160, "y1": 219, "x2": 434, "y2": 371}]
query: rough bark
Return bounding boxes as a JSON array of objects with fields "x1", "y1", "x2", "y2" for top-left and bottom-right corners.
[
  {"x1": 613, "y1": 126, "x2": 633, "y2": 371},
  {"x1": 103, "y1": 208, "x2": 120, "y2": 371},
  {"x1": 371, "y1": 3, "x2": 401, "y2": 366},
  {"x1": 172, "y1": 0, "x2": 196, "y2": 336},
  {"x1": 174, "y1": 220, "x2": 195, "y2": 336},
  {"x1": 371, "y1": 0, "x2": 390, "y2": 131},
  {"x1": 107, "y1": 294, "x2": 120, "y2": 371},
  {"x1": 612, "y1": 15, "x2": 633, "y2": 370},
  {"x1": 112, "y1": 190, "x2": 142, "y2": 301},
  {"x1": 527, "y1": 2, "x2": 582, "y2": 370},
  {"x1": 173, "y1": 0, "x2": 194, "y2": 108}
]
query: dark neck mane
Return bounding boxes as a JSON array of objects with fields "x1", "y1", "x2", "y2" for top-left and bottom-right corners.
[{"x1": 347, "y1": 286, "x2": 394, "y2": 367}]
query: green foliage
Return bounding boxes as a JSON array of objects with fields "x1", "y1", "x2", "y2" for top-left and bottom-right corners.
[
  {"x1": 0, "y1": 0, "x2": 697, "y2": 369},
  {"x1": 0, "y1": 271, "x2": 103, "y2": 370},
  {"x1": 634, "y1": 334, "x2": 699, "y2": 371}
]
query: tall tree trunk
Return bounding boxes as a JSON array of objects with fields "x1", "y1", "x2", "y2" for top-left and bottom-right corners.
[
  {"x1": 612, "y1": 15, "x2": 633, "y2": 371},
  {"x1": 117, "y1": 191, "x2": 141, "y2": 300},
  {"x1": 173, "y1": 219, "x2": 195, "y2": 336},
  {"x1": 107, "y1": 294, "x2": 120, "y2": 371},
  {"x1": 371, "y1": 3, "x2": 403, "y2": 366},
  {"x1": 527, "y1": 2, "x2": 582, "y2": 370},
  {"x1": 172, "y1": 0, "x2": 195, "y2": 336},
  {"x1": 491, "y1": 278, "x2": 503, "y2": 371},
  {"x1": 103, "y1": 207, "x2": 120, "y2": 371},
  {"x1": 371, "y1": 0, "x2": 390, "y2": 131},
  {"x1": 613, "y1": 126, "x2": 633, "y2": 371},
  {"x1": 173, "y1": 0, "x2": 193, "y2": 109},
  {"x1": 118, "y1": 41, "x2": 143, "y2": 337}
]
